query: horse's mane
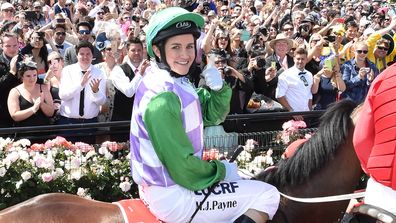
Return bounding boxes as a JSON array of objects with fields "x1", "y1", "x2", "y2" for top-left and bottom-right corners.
[{"x1": 256, "y1": 100, "x2": 357, "y2": 188}]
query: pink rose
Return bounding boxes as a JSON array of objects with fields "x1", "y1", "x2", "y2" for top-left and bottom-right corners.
[
  {"x1": 75, "y1": 142, "x2": 95, "y2": 153},
  {"x1": 42, "y1": 172, "x2": 53, "y2": 182},
  {"x1": 101, "y1": 141, "x2": 119, "y2": 152},
  {"x1": 30, "y1": 143, "x2": 45, "y2": 152}
]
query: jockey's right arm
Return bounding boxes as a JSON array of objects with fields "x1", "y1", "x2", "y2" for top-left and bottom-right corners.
[{"x1": 143, "y1": 91, "x2": 226, "y2": 191}]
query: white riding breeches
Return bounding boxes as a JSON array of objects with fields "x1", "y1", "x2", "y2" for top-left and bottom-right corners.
[{"x1": 139, "y1": 179, "x2": 280, "y2": 223}]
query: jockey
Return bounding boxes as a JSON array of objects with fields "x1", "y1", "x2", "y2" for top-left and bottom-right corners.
[
  {"x1": 129, "y1": 7, "x2": 280, "y2": 223},
  {"x1": 353, "y1": 63, "x2": 396, "y2": 215}
]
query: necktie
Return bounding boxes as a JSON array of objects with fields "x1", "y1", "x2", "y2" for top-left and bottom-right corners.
[
  {"x1": 134, "y1": 68, "x2": 139, "y2": 75},
  {"x1": 56, "y1": 44, "x2": 64, "y2": 49},
  {"x1": 298, "y1": 71, "x2": 308, "y2": 86},
  {"x1": 79, "y1": 71, "x2": 86, "y2": 117}
]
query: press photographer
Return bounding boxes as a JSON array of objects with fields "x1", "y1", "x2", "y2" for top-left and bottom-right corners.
[{"x1": 201, "y1": 49, "x2": 254, "y2": 114}]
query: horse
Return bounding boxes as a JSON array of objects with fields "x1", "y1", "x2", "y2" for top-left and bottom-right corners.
[
  {"x1": 0, "y1": 100, "x2": 362, "y2": 223},
  {"x1": 256, "y1": 99, "x2": 363, "y2": 223}
]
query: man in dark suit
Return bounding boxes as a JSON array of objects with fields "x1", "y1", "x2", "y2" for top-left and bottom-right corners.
[
  {"x1": 64, "y1": 21, "x2": 103, "y2": 66},
  {"x1": 0, "y1": 32, "x2": 20, "y2": 128},
  {"x1": 109, "y1": 38, "x2": 146, "y2": 141}
]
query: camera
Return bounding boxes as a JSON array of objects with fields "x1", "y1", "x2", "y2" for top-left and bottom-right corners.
[
  {"x1": 299, "y1": 24, "x2": 310, "y2": 33},
  {"x1": 325, "y1": 35, "x2": 336, "y2": 42},
  {"x1": 258, "y1": 26, "x2": 268, "y2": 36},
  {"x1": 219, "y1": 66, "x2": 232, "y2": 76},
  {"x1": 256, "y1": 57, "x2": 266, "y2": 68},
  {"x1": 132, "y1": 15, "x2": 140, "y2": 22}
]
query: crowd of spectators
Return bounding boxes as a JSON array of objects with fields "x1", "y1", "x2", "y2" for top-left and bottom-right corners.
[{"x1": 0, "y1": 0, "x2": 394, "y2": 140}]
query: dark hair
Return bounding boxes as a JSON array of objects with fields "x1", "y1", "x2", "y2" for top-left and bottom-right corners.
[
  {"x1": 249, "y1": 44, "x2": 266, "y2": 57},
  {"x1": 20, "y1": 31, "x2": 49, "y2": 71},
  {"x1": 126, "y1": 37, "x2": 143, "y2": 49},
  {"x1": 208, "y1": 48, "x2": 230, "y2": 60},
  {"x1": 345, "y1": 20, "x2": 358, "y2": 29},
  {"x1": 77, "y1": 21, "x2": 92, "y2": 32},
  {"x1": 17, "y1": 63, "x2": 37, "y2": 79},
  {"x1": 76, "y1": 41, "x2": 94, "y2": 54}
]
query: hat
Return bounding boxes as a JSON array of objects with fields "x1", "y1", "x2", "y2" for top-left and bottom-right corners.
[
  {"x1": 33, "y1": 1, "x2": 42, "y2": 7},
  {"x1": 1, "y1": 2, "x2": 14, "y2": 11},
  {"x1": 302, "y1": 15, "x2": 315, "y2": 24},
  {"x1": 269, "y1": 33, "x2": 293, "y2": 50},
  {"x1": 208, "y1": 10, "x2": 216, "y2": 17},
  {"x1": 380, "y1": 33, "x2": 394, "y2": 56},
  {"x1": 95, "y1": 32, "x2": 111, "y2": 51},
  {"x1": 250, "y1": 15, "x2": 261, "y2": 25},
  {"x1": 146, "y1": 7, "x2": 204, "y2": 58}
]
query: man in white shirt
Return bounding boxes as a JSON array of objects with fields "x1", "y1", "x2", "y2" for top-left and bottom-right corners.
[
  {"x1": 58, "y1": 41, "x2": 106, "y2": 143},
  {"x1": 109, "y1": 38, "x2": 146, "y2": 141},
  {"x1": 276, "y1": 47, "x2": 313, "y2": 113}
]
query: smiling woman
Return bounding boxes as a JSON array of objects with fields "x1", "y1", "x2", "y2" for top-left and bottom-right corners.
[{"x1": 131, "y1": 7, "x2": 279, "y2": 223}]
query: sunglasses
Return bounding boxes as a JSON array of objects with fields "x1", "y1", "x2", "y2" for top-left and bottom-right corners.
[
  {"x1": 2, "y1": 9, "x2": 14, "y2": 13},
  {"x1": 377, "y1": 46, "x2": 389, "y2": 51},
  {"x1": 65, "y1": 4, "x2": 72, "y2": 7},
  {"x1": 55, "y1": 32, "x2": 66, "y2": 36},
  {"x1": 105, "y1": 48, "x2": 112, "y2": 51},
  {"x1": 97, "y1": 12, "x2": 104, "y2": 15},
  {"x1": 311, "y1": 39, "x2": 321, "y2": 43},
  {"x1": 48, "y1": 58, "x2": 62, "y2": 64},
  {"x1": 34, "y1": 6, "x2": 42, "y2": 9},
  {"x1": 299, "y1": 74, "x2": 308, "y2": 86},
  {"x1": 79, "y1": 30, "x2": 90, "y2": 35},
  {"x1": 356, "y1": 50, "x2": 368, "y2": 54},
  {"x1": 214, "y1": 59, "x2": 227, "y2": 64}
]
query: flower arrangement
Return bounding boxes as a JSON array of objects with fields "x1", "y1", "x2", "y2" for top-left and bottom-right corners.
[
  {"x1": 0, "y1": 136, "x2": 136, "y2": 210},
  {"x1": 276, "y1": 120, "x2": 311, "y2": 145}
]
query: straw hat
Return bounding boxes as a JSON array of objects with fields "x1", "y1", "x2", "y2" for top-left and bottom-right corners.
[{"x1": 269, "y1": 33, "x2": 293, "y2": 50}]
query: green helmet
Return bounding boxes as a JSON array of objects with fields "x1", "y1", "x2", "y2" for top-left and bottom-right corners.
[{"x1": 146, "y1": 7, "x2": 204, "y2": 58}]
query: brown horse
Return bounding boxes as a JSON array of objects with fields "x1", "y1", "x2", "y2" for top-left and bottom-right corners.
[
  {"x1": 256, "y1": 99, "x2": 363, "y2": 223},
  {"x1": 0, "y1": 100, "x2": 362, "y2": 223}
]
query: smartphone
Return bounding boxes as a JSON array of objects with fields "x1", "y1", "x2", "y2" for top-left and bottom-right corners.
[
  {"x1": 56, "y1": 18, "x2": 66, "y2": 23},
  {"x1": 389, "y1": 6, "x2": 396, "y2": 19},
  {"x1": 271, "y1": 61, "x2": 276, "y2": 69},
  {"x1": 324, "y1": 57, "x2": 335, "y2": 70},
  {"x1": 51, "y1": 59, "x2": 60, "y2": 70}
]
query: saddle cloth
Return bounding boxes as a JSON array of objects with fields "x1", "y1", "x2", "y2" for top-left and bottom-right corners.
[{"x1": 113, "y1": 199, "x2": 162, "y2": 223}]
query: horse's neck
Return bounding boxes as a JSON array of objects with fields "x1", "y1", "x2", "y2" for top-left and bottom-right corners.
[{"x1": 286, "y1": 133, "x2": 361, "y2": 196}]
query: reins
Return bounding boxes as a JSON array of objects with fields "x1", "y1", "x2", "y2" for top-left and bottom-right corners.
[
  {"x1": 188, "y1": 145, "x2": 245, "y2": 223},
  {"x1": 279, "y1": 191, "x2": 365, "y2": 203}
]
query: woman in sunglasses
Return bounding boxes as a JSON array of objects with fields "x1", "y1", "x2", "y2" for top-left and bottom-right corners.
[{"x1": 340, "y1": 41, "x2": 379, "y2": 104}]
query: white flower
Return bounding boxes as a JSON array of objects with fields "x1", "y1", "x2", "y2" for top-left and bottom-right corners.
[
  {"x1": 15, "y1": 180, "x2": 23, "y2": 189},
  {"x1": 119, "y1": 181, "x2": 131, "y2": 192},
  {"x1": 77, "y1": 187, "x2": 87, "y2": 197},
  {"x1": 14, "y1": 139, "x2": 31, "y2": 148},
  {"x1": 18, "y1": 150, "x2": 29, "y2": 161},
  {"x1": 98, "y1": 147, "x2": 109, "y2": 155},
  {"x1": 41, "y1": 172, "x2": 53, "y2": 182},
  {"x1": 70, "y1": 158, "x2": 81, "y2": 169},
  {"x1": 111, "y1": 159, "x2": 121, "y2": 165},
  {"x1": 104, "y1": 152, "x2": 113, "y2": 160},
  {"x1": 0, "y1": 137, "x2": 13, "y2": 151},
  {"x1": 64, "y1": 150, "x2": 73, "y2": 157},
  {"x1": 70, "y1": 169, "x2": 82, "y2": 180},
  {"x1": 7, "y1": 151, "x2": 20, "y2": 163},
  {"x1": 21, "y1": 171, "x2": 32, "y2": 181},
  {"x1": 54, "y1": 168, "x2": 64, "y2": 178},
  {"x1": 0, "y1": 167, "x2": 6, "y2": 177},
  {"x1": 85, "y1": 150, "x2": 96, "y2": 160}
]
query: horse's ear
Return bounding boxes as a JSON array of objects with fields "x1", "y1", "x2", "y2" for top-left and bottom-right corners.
[{"x1": 351, "y1": 104, "x2": 363, "y2": 125}]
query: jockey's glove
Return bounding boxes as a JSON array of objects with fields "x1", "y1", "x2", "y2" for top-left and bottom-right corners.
[
  {"x1": 202, "y1": 55, "x2": 223, "y2": 91},
  {"x1": 221, "y1": 160, "x2": 241, "y2": 182}
]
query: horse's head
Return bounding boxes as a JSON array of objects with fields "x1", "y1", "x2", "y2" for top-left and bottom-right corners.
[{"x1": 255, "y1": 100, "x2": 363, "y2": 223}]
